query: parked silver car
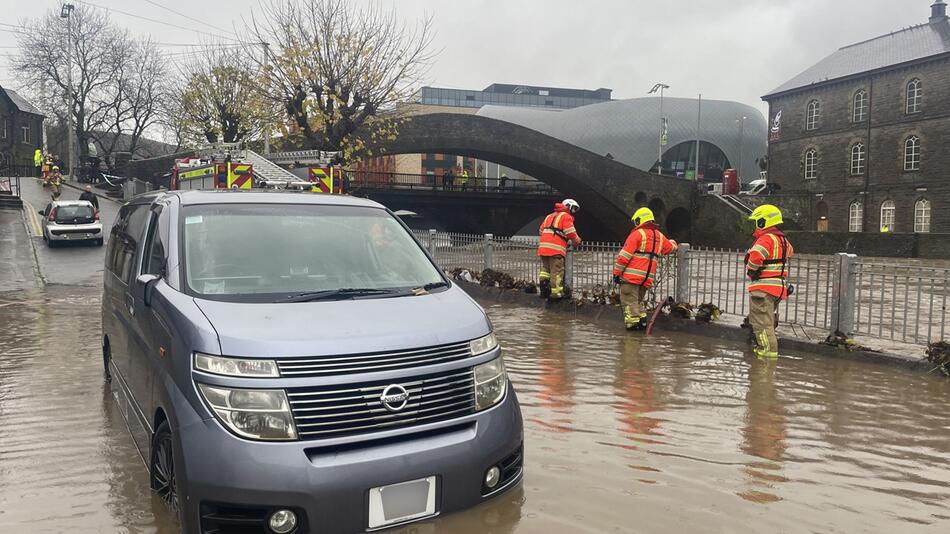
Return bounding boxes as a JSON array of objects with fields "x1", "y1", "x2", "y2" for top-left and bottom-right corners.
[{"x1": 39, "y1": 200, "x2": 103, "y2": 247}]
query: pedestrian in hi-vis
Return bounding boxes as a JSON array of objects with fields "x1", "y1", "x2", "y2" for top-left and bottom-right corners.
[
  {"x1": 537, "y1": 199, "x2": 582, "y2": 299},
  {"x1": 745, "y1": 204, "x2": 794, "y2": 359},
  {"x1": 612, "y1": 207, "x2": 677, "y2": 330}
]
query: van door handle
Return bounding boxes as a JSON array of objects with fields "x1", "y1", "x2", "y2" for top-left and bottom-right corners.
[{"x1": 127, "y1": 295, "x2": 135, "y2": 317}]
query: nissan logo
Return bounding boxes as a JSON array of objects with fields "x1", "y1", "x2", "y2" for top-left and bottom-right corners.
[{"x1": 380, "y1": 384, "x2": 410, "y2": 412}]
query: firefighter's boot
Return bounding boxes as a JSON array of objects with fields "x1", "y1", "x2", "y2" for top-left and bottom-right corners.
[
  {"x1": 623, "y1": 306, "x2": 639, "y2": 330},
  {"x1": 754, "y1": 332, "x2": 779, "y2": 359},
  {"x1": 539, "y1": 279, "x2": 551, "y2": 299}
]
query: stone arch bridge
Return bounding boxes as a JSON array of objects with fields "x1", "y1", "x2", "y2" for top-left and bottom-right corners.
[{"x1": 361, "y1": 113, "x2": 697, "y2": 242}]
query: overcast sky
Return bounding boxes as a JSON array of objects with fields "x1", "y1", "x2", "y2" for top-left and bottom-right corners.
[{"x1": 0, "y1": 0, "x2": 936, "y2": 117}]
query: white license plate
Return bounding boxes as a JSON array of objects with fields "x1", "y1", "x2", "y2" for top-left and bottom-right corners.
[{"x1": 368, "y1": 476, "x2": 437, "y2": 529}]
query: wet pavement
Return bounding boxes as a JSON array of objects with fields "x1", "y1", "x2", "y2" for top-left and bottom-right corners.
[{"x1": 2, "y1": 192, "x2": 950, "y2": 532}]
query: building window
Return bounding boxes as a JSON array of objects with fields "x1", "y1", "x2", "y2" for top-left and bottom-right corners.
[
  {"x1": 906, "y1": 79, "x2": 922, "y2": 113},
  {"x1": 803, "y1": 149, "x2": 818, "y2": 179},
  {"x1": 805, "y1": 100, "x2": 820, "y2": 130},
  {"x1": 852, "y1": 90, "x2": 868, "y2": 122},
  {"x1": 849, "y1": 201, "x2": 864, "y2": 232},
  {"x1": 20, "y1": 125, "x2": 30, "y2": 144},
  {"x1": 880, "y1": 200, "x2": 896, "y2": 232},
  {"x1": 914, "y1": 199, "x2": 931, "y2": 233},
  {"x1": 538, "y1": 89, "x2": 549, "y2": 96},
  {"x1": 904, "y1": 135, "x2": 921, "y2": 171},
  {"x1": 850, "y1": 143, "x2": 866, "y2": 175},
  {"x1": 1, "y1": 117, "x2": 7, "y2": 139}
]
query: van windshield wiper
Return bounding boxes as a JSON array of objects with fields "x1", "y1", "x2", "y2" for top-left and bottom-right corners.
[{"x1": 279, "y1": 288, "x2": 400, "y2": 303}]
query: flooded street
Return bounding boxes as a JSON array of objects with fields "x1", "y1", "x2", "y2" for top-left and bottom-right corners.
[{"x1": 2, "y1": 283, "x2": 949, "y2": 533}]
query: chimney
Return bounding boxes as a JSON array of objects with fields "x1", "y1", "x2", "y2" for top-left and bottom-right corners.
[{"x1": 931, "y1": 0, "x2": 948, "y2": 22}]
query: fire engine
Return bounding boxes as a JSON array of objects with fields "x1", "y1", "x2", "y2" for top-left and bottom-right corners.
[{"x1": 171, "y1": 144, "x2": 254, "y2": 191}]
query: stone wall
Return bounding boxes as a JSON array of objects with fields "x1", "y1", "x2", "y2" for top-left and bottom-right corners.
[{"x1": 765, "y1": 53, "x2": 950, "y2": 233}]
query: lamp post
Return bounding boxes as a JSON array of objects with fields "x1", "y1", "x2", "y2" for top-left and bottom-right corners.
[
  {"x1": 736, "y1": 115, "x2": 747, "y2": 186},
  {"x1": 648, "y1": 83, "x2": 670, "y2": 175},
  {"x1": 61, "y1": 3, "x2": 75, "y2": 180}
]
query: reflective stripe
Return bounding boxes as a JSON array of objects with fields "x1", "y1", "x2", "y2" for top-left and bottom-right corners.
[
  {"x1": 539, "y1": 243, "x2": 566, "y2": 253},
  {"x1": 619, "y1": 250, "x2": 633, "y2": 259}
]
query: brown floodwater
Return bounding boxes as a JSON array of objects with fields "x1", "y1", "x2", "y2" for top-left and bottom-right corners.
[{"x1": 1, "y1": 287, "x2": 949, "y2": 533}]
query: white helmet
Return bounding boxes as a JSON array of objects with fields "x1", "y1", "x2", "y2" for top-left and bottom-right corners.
[{"x1": 562, "y1": 198, "x2": 580, "y2": 214}]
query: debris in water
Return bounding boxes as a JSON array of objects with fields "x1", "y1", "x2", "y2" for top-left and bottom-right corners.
[
  {"x1": 925, "y1": 341, "x2": 950, "y2": 376},
  {"x1": 695, "y1": 303, "x2": 721, "y2": 323}
]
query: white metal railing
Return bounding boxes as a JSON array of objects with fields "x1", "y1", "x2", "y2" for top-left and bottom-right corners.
[{"x1": 414, "y1": 229, "x2": 949, "y2": 346}]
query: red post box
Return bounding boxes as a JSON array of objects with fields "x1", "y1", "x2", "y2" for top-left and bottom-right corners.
[{"x1": 723, "y1": 168, "x2": 739, "y2": 195}]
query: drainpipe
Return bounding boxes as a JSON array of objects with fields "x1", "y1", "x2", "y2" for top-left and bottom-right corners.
[{"x1": 864, "y1": 75, "x2": 873, "y2": 232}]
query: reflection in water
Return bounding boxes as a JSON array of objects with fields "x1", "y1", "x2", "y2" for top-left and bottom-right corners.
[
  {"x1": 739, "y1": 355, "x2": 788, "y2": 504},
  {"x1": 614, "y1": 336, "x2": 664, "y2": 444},
  {"x1": 532, "y1": 318, "x2": 575, "y2": 433},
  {"x1": 3, "y1": 290, "x2": 950, "y2": 533}
]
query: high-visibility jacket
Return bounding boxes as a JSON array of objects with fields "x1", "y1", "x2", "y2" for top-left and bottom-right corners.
[
  {"x1": 745, "y1": 228, "x2": 794, "y2": 298},
  {"x1": 613, "y1": 222, "x2": 675, "y2": 288},
  {"x1": 34, "y1": 149, "x2": 42, "y2": 167},
  {"x1": 537, "y1": 204, "x2": 581, "y2": 257}
]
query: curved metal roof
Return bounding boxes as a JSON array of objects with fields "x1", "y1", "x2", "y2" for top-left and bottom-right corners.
[{"x1": 476, "y1": 96, "x2": 767, "y2": 180}]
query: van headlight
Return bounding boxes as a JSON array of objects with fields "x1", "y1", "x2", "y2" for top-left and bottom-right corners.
[
  {"x1": 474, "y1": 356, "x2": 507, "y2": 411},
  {"x1": 470, "y1": 333, "x2": 498, "y2": 355},
  {"x1": 197, "y1": 385, "x2": 297, "y2": 440},
  {"x1": 195, "y1": 353, "x2": 279, "y2": 378}
]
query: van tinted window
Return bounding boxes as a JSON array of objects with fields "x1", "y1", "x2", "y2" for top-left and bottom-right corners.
[{"x1": 106, "y1": 204, "x2": 149, "y2": 283}]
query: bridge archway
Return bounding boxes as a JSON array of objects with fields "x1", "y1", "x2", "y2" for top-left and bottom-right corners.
[{"x1": 362, "y1": 113, "x2": 695, "y2": 241}]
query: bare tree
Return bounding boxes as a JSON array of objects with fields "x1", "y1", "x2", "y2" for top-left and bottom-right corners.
[
  {"x1": 171, "y1": 45, "x2": 275, "y2": 145},
  {"x1": 248, "y1": 0, "x2": 436, "y2": 159},
  {"x1": 12, "y1": 4, "x2": 167, "y2": 162}
]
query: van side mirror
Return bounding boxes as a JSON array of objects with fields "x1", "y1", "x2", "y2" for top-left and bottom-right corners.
[
  {"x1": 135, "y1": 273, "x2": 161, "y2": 306},
  {"x1": 38, "y1": 209, "x2": 45, "y2": 216}
]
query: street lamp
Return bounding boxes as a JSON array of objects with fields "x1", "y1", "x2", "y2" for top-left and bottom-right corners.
[
  {"x1": 648, "y1": 83, "x2": 670, "y2": 175},
  {"x1": 735, "y1": 115, "x2": 747, "y2": 186},
  {"x1": 61, "y1": 3, "x2": 75, "y2": 180}
]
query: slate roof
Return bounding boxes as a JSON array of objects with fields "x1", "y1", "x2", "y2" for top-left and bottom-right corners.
[
  {"x1": 0, "y1": 86, "x2": 44, "y2": 116},
  {"x1": 764, "y1": 19, "x2": 950, "y2": 98}
]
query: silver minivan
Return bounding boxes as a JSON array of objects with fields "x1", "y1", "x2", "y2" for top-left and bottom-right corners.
[{"x1": 101, "y1": 190, "x2": 523, "y2": 533}]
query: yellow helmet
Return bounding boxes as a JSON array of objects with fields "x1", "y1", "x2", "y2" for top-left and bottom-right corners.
[
  {"x1": 632, "y1": 207, "x2": 654, "y2": 226},
  {"x1": 749, "y1": 204, "x2": 783, "y2": 230},
  {"x1": 52, "y1": 166, "x2": 60, "y2": 171}
]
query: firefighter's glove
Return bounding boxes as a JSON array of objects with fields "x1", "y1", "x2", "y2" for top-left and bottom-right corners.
[{"x1": 613, "y1": 275, "x2": 623, "y2": 286}]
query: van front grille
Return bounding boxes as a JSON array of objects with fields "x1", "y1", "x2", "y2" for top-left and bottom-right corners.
[
  {"x1": 287, "y1": 367, "x2": 475, "y2": 440},
  {"x1": 276, "y1": 341, "x2": 472, "y2": 377}
]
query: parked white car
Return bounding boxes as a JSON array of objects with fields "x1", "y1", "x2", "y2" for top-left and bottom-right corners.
[
  {"x1": 739, "y1": 179, "x2": 769, "y2": 196},
  {"x1": 39, "y1": 200, "x2": 103, "y2": 247}
]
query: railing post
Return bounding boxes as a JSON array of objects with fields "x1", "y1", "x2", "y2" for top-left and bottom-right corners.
[
  {"x1": 675, "y1": 243, "x2": 691, "y2": 303},
  {"x1": 484, "y1": 233, "x2": 494, "y2": 271},
  {"x1": 831, "y1": 253, "x2": 857, "y2": 335},
  {"x1": 427, "y1": 229, "x2": 437, "y2": 259},
  {"x1": 565, "y1": 247, "x2": 574, "y2": 290}
]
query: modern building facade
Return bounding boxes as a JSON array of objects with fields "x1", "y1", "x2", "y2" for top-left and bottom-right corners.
[
  {"x1": 476, "y1": 97, "x2": 767, "y2": 183},
  {"x1": 763, "y1": 1, "x2": 950, "y2": 234},
  {"x1": 357, "y1": 83, "x2": 613, "y2": 179},
  {"x1": 0, "y1": 86, "x2": 44, "y2": 170}
]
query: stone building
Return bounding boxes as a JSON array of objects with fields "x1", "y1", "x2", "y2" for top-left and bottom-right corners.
[
  {"x1": 0, "y1": 86, "x2": 45, "y2": 171},
  {"x1": 762, "y1": 1, "x2": 950, "y2": 234}
]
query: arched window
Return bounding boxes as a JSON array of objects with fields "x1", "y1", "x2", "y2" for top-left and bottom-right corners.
[
  {"x1": 805, "y1": 100, "x2": 821, "y2": 130},
  {"x1": 850, "y1": 143, "x2": 866, "y2": 175},
  {"x1": 915, "y1": 199, "x2": 931, "y2": 233},
  {"x1": 803, "y1": 149, "x2": 818, "y2": 179},
  {"x1": 904, "y1": 135, "x2": 921, "y2": 171},
  {"x1": 852, "y1": 90, "x2": 868, "y2": 122},
  {"x1": 906, "y1": 79, "x2": 922, "y2": 113},
  {"x1": 880, "y1": 200, "x2": 896, "y2": 232},
  {"x1": 849, "y1": 201, "x2": 864, "y2": 232}
]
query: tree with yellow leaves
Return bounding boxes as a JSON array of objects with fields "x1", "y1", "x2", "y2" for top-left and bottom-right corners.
[{"x1": 248, "y1": 0, "x2": 436, "y2": 161}]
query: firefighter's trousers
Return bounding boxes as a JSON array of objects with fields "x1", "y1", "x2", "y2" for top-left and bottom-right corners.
[
  {"x1": 620, "y1": 283, "x2": 648, "y2": 328},
  {"x1": 540, "y1": 255, "x2": 566, "y2": 297},
  {"x1": 749, "y1": 291, "x2": 780, "y2": 358}
]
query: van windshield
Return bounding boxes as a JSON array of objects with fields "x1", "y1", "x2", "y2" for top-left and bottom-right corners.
[{"x1": 181, "y1": 203, "x2": 445, "y2": 302}]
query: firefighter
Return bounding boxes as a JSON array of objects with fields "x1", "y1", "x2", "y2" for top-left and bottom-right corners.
[
  {"x1": 612, "y1": 207, "x2": 678, "y2": 330},
  {"x1": 745, "y1": 204, "x2": 794, "y2": 359},
  {"x1": 48, "y1": 166, "x2": 62, "y2": 200},
  {"x1": 538, "y1": 199, "x2": 582, "y2": 299},
  {"x1": 33, "y1": 149, "x2": 42, "y2": 176}
]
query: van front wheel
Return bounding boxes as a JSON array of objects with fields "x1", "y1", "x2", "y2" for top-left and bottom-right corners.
[{"x1": 150, "y1": 422, "x2": 180, "y2": 515}]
